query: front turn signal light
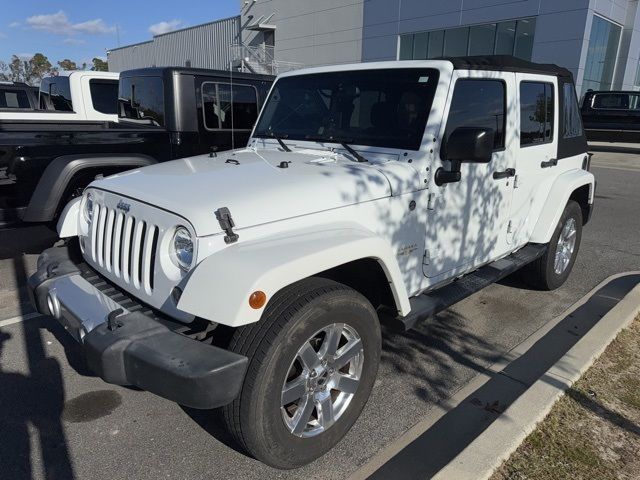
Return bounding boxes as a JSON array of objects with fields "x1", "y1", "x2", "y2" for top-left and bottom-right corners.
[{"x1": 249, "y1": 291, "x2": 267, "y2": 309}]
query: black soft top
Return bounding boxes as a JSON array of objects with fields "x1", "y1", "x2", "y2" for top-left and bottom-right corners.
[{"x1": 441, "y1": 55, "x2": 573, "y2": 80}]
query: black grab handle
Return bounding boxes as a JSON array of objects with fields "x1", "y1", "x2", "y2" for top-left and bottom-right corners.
[
  {"x1": 541, "y1": 158, "x2": 558, "y2": 168},
  {"x1": 492, "y1": 168, "x2": 516, "y2": 180}
]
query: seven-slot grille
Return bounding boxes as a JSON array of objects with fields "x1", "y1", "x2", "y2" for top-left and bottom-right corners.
[{"x1": 89, "y1": 203, "x2": 159, "y2": 295}]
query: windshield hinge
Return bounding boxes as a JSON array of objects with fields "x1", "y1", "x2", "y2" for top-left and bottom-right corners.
[{"x1": 215, "y1": 207, "x2": 239, "y2": 244}]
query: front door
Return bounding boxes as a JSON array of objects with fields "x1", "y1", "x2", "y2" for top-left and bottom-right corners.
[{"x1": 423, "y1": 72, "x2": 516, "y2": 280}]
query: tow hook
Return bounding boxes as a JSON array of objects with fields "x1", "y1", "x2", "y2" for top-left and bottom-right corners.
[{"x1": 107, "y1": 308, "x2": 124, "y2": 331}]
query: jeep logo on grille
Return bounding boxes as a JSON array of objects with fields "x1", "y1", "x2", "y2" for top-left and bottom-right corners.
[{"x1": 116, "y1": 200, "x2": 131, "y2": 213}]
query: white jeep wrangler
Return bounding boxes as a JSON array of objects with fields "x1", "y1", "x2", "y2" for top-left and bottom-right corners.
[{"x1": 30, "y1": 56, "x2": 594, "y2": 468}]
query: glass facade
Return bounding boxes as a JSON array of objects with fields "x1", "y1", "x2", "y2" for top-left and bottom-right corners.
[
  {"x1": 583, "y1": 15, "x2": 622, "y2": 92},
  {"x1": 399, "y1": 18, "x2": 536, "y2": 61}
]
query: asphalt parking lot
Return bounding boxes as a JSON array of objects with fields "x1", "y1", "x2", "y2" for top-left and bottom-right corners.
[{"x1": 0, "y1": 151, "x2": 639, "y2": 480}]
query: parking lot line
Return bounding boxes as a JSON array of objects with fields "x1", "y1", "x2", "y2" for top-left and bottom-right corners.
[{"x1": 0, "y1": 312, "x2": 45, "y2": 328}]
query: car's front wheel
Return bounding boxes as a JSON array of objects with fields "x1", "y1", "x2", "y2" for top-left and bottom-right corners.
[{"x1": 222, "y1": 277, "x2": 381, "y2": 469}]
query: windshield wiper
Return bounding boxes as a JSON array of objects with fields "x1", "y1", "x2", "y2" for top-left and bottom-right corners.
[
  {"x1": 339, "y1": 142, "x2": 368, "y2": 163},
  {"x1": 255, "y1": 131, "x2": 291, "y2": 152},
  {"x1": 303, "y1": 135, "x2": 368, "y2": 163}
]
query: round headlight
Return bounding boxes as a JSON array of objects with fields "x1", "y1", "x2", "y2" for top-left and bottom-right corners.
[
  {"x1": 83, "y1": 192, "x2": 94, "y2": 223},
  {"x1": 171, "y1": 227, "x2": 193, "y2": 271}
]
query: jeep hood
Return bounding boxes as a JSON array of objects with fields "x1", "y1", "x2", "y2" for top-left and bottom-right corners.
[{"x1": 93, "y1": 148, "x2": 397, "y2": 236}]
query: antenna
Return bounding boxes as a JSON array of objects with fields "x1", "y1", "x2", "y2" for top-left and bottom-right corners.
[{"x1": 230, "y1": 54, "x2": 235, "y2": 151}]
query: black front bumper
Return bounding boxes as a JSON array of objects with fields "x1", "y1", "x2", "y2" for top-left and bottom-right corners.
[{"x1": 28, "y1": 243, "x2": 248, "y2": 409}]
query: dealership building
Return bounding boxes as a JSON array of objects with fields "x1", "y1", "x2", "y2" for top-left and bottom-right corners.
[{"x1": 108, "y1": 0, "x2": 640, "y2": 94}]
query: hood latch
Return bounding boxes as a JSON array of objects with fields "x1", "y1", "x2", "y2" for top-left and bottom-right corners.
[{"x1": 215, "y1": 207, "x2": 239, "y2": 244}]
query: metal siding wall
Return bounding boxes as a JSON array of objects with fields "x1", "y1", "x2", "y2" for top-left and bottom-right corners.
[{"x1": 107, "y1": 16, "x2": 240, "y2": 72}]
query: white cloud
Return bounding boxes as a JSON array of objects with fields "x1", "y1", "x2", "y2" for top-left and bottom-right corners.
[
  {"x1": 9, "y1": 22, "x2": 21, "y2": 28},
  {"x1": 26, "y1": 10, "x2": 114, "y2": 36},
  {"x1": 63, "y1": 38, "x2": 86, "y2": 45},
  {"x1": 148, "y1": 19, "x2": 185, "y2": 36}
]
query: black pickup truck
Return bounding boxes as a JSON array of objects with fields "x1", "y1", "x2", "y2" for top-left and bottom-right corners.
[
  {"x1": 0, "y1": 67, "x2": 273, "y2": 227},
  {"x1": 581, "y1": 90, "x2": 640, "y2": 142}
]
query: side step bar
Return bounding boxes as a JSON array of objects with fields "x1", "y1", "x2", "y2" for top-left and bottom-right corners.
[{"x1": 396, "y1": 244, "x2": 547, "y2": 331}]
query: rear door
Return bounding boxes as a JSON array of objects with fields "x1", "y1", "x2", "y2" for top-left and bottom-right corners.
[{"x1": 509, "y1": 74, "x2": 558, "y2": 247}]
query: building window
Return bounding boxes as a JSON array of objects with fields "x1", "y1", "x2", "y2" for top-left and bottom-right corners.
[
  {"x1": 443, "y1": 79, "x2": 506, "y2": 151},
  {"x1": 399, "y1": 18, "x2": 536, "y2": 61},
  {"x1": 583, "y1": 15, "x2": 622, "y2": 92},
  {"x1": 520, "y1": 81, "x2": 554, "y2": 146}
]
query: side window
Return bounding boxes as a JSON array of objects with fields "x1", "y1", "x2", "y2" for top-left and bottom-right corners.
[
  {"x1": 444, "y1": 79, "x2": 505, "y2": 151},
  {"x1": 89, "y1": 80, "x2": 118, "y2": 114},
  {"x1": 562, "y1": 83, "x2": 583, "y2": 139},
  {"x1": 0, "y1": 89, "x2": 30, "y2": 108},
  {"x1": 520, "y1": 81, "x2": 554, "y2": 146},
  {"x1": 49, "y1": 80, "x2": 73, "y2": 112},
  {"x1": 202, "y1": 82, "x2": 259, "y2": 130}
]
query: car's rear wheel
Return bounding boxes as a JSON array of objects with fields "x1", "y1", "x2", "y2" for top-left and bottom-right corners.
[
  {"x1": 222, "y1": 277, "x2": 381, "y2": 469},
  {"x1": 522, "y1": 200, "x2": 583, "y2": 290}
]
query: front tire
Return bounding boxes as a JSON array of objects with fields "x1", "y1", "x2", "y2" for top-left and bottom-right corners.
[
  {"x1": 222, "y1": 277, "x2": 381, "y2": 469},
  {"x1": 522, "y1": 200, "x2": 583, "y2": 290}
]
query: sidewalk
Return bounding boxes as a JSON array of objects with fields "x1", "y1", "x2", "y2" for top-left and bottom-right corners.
[{"x1": 351, "y1": 272, "x2": 640, "y2": 480}]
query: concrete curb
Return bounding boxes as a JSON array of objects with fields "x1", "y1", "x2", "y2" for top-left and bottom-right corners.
[{"x1": 432, "y1": 278, "x2": 640, "y2": 480}]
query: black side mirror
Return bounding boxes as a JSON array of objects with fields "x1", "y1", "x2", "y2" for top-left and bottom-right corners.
[
  {"x1": 435, "y1": 127, "x2": 495, "y2": 186},
  {"x1": 444, "y1": 127, "x2": 495, "y2": 163}
]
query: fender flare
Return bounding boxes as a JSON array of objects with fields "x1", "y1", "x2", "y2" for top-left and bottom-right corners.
[
  {"x1": 177, "y1": 225, "x2": 411, "y2": 327},
  {"x1": 22, "y1": 153, "x2": 157, "y2": 222},
  {"x1": 530, "y1": 168, "x2": 595, "y2": 244}
]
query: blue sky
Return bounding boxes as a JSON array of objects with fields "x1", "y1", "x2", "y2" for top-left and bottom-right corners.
[{"x1": 0, "y1": 0, "x2": 239, "y2": 66}]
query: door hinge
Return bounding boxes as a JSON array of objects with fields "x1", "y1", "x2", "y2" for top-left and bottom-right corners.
[
  {"x1": 215, "y1": 207, "x2": 239, "y2": 244},
  {"x1": 427, "y1": 193, "x2": 436, "y2": 210},
  {"x1": 507, "y1": 220, "x2": 513, "y2": 234},
  {"x1": 513, "y1": 175, "x2": 519, "y2": 188}
]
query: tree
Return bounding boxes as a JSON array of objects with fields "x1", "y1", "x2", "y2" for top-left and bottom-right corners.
[
  {"x1": 58, "y1": 59, "x2": 77, "y2": 71},
  {"x1": 91, "y1": 57, "x2": 108, "y2": 71},
  {"x1": 0, "y1": 61, "x2": 10, "y2": 81},
  {"x1": 28, "y1": 53, "x2": 56, "y2": 85}
]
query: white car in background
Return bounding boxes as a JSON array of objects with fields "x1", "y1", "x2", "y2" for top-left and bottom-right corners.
[{"x1": 0, "y1": 71, "x2": 119, "y2": 121}]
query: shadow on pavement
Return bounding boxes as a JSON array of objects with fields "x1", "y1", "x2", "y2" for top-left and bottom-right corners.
[
  {"x1": 369, "y1": 273, "x2": 640, "y2": 480},
  {"x1": 0, "y1": 253, "x2": 76, "y2": 480}
]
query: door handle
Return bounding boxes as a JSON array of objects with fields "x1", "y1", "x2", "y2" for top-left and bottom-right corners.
[
  {"x1": 492, "y1": 168, "x2": 516, "y2": 180},
  {"x1": 541, "y1": 158, "x2": 558, "y2": 168}
]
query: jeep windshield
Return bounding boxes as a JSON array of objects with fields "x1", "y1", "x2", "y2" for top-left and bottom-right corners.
[{"x1": 254, "y1": 68, "x2": 439, "y2": 151}]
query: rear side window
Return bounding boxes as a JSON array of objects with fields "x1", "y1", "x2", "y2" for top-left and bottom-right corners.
[
  {"x1": 562, "y1": 83, "x2": 583, "y2": 139},
  {"x1": 520, "y1": 81, "x2": 554, "y2": 146},
  {"x1": 89, "y1": 80, "x2": 118, "y2": 115},
  {"x1": 444, "y1": 79, "x2": 506, "y2": 150},
  {"x1": 591, "y1": 92, "x2": 640, "y2": 110},
  {"x1": 0, "y1": 89, "x2": 30, "y2": 108},
  {"x1": 202, "y1": 82, "x2": 259, "y2": 130},
  {"x1": 118, "y1": 76, "x2": 165, "y2": 126}
]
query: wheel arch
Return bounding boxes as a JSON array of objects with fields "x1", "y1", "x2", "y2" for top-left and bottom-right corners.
[
  {"x1": 530, "y1": 169, "x2": 595, "y2": 244},
  {"x1": 22, "y1": 153, "x2": 157, "y2": 223},
  {"x1": 177, "y1": 226, "x2": 411, "y2": 327}
]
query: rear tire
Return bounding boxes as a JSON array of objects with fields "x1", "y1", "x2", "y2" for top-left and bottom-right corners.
[
  {"x1": 222, "y1": 277, "x2": 381, "y2": 469},
  {"x1": 522, "y1": 200, "x2": 582, "y2": 290}
]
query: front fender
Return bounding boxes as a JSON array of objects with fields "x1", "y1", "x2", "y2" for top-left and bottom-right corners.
[
  {"x1": 23, "y1": 154, "x2": 157, "y2": 222},
  {"x1": 530, "y1": 168, "x2": 595, "y2": 244},
  {"x1": 177, "y1": 225, "x2": 411, "y2": 327}
]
